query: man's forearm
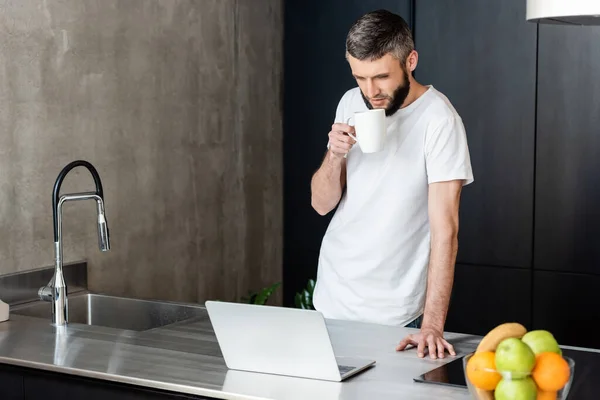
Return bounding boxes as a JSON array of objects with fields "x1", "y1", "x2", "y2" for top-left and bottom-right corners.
[
  {"x1": 311, "y1": 151, "x2": 345, "y2": 215},
  {"x1": 421, "y1": 233, "x2": 458, "y2": 332}
]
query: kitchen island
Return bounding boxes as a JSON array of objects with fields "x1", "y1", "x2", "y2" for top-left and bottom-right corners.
[{"x1": 0, "y1": 297, "x2": 596, "y2": 400}]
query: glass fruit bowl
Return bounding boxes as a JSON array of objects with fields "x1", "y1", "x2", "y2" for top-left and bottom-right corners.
[{"x1": 462, "y1": 352, "x2": 575, "y2": 400}]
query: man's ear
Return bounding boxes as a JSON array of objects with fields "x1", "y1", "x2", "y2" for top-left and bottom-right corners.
[{"x1": 406, "y1": 50, "x2": 418, "y2": 73}]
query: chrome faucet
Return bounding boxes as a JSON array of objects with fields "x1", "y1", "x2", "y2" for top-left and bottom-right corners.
[{"x1": 38, "y1": 160, "x2": 110, "y2": 326}]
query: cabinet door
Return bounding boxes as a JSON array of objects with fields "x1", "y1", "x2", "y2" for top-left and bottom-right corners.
[
  {"x1": 445, "y1": 264, "x2": 531, "y2": 336},
  {"x1": 0, "y1": 364, "x2": 24, "y2": 400},
  {"x1": 415, "y1": 0, "x2": 537, "y2": 268},
  {"x1": 534, "y1": 24, "x2": 600, "y2": 274},
  {"x1": 23, "y1": 370, "x2": 209, "y2": 400},
  {"x1": 533, "y1": 270, "x2": 600, "y2": 349}
]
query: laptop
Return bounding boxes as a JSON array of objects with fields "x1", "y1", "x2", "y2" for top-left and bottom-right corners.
[{"x1": 205, "y1": 301, "x2": 375, "y2": 382}]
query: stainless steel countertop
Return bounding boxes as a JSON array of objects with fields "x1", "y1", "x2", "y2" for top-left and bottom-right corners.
[{"x1": 0, "y1": 299, "x2": 594, "y2": 400}]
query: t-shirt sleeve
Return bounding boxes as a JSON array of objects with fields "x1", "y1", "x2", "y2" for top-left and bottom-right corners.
[{"x1": 424, "y1": 115, "x2": 474, "y2": 186}]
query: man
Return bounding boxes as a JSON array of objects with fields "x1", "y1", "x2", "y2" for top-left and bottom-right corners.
[{"x1": 310, "y1": 10, "x2": 473, "y2": 359}]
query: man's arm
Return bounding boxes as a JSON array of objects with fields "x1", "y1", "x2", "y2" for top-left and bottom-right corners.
[
  {"x1": 311, "y1": 151, "x2": 346, "y2": 215},
  {"x1": 311, "y1": 123, "x2": 356, "y2": 215},
  {"x1": 396, "y1": 179, "x2": 463, "y2": 359},
  {"x1": 420, "y1": 180, "x2": 462, "y2": 342}
]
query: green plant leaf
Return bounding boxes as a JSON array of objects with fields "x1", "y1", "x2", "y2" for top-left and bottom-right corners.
[
  {"x1": 302, "y1": 289, "x2": 311, "y2": 308},
  {"x1": 241, "y1": 289, "x2": 258, "y2": 304},
  {"x1": 254, "y1": 282, "x2": 281, "y2": 305},
  {"x1": 306, "y1": 279, "x2": 315, "y2": 294},
  {"x1": 294, "y1": 292, "x2": 303, "y2": 308},
  {"x1": 292, "y1": 278, "x2": 316, "y2": 310}
]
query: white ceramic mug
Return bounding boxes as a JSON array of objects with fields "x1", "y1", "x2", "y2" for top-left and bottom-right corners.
[{"x1": 348, "y1": 109, "x2": 386, "y2": 153}]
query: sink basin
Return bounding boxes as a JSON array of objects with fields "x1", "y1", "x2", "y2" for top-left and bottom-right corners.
[{"x1": 11, "y1": 293, "x2": 207, "y2": 331}]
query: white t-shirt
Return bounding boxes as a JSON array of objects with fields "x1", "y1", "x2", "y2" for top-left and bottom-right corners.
[{"x1": 313, "y1": 85, "x2": 474, "y2": 327}]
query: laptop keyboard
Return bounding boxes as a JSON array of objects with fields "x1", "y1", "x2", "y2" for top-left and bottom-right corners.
[{"x1": 338, "y1": 364, "x2": 355, "y2": 375}]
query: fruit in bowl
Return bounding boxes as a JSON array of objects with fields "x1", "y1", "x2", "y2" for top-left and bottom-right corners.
[
  {"x1": 463, "y1": 323, "x2": 575, "y2": 400},
  {"x1": 521, "y1": 330, "x2": 562, "y2": 356}
]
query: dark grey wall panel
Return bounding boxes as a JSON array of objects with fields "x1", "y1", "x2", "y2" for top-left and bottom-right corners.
[
  {"x1": 283, "y1": 1, "x2": 412, "y2": 305},
  {"x1": 415, "y1": 0, "x2": 537, "y2": 268},
  {"x1": 534, "y1": 25, "x2": 600, "y2": 274},
  {"x1": 445, "y1": 264, "x2": 531, "y2": 336}
]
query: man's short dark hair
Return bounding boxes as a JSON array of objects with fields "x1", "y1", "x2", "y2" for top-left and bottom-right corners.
[{"x1": 346, "y1": 9, "x2": 414, "y2": 64}]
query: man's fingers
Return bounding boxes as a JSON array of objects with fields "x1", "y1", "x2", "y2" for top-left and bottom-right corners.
[
  {"x1": 329, "y1": 132, "x2": 356, "y2": 144},
  {"x1": 417, "y1": 337, "x2": 426, "y2": 358},
  {"x1": 397, "y1": 334, "x2": 455, "y2": 359},
  {"x1": 442, "y1": 338, "x2": 456, "y2": 356},
  {"x1": 427, "y1": 335, "x2": 437, "y2": 359},
  {"x1": 330, "y1": 142, "x2": 352, "y2": 153},
  {"x1": 395, "y1": 335, "x2": 416, "y2": 351},
  {"x1": 336, "y1": 136, "x2": 355, "y2": 146},
  {"x1": 344, "y1": 135, "x2": 357, "y2": 144},
  {"x1": 331, "y1": 123, "x2": 355, "y2": 134},
  {"x1": 328, "y1": 134, "x2": 355, "y2": 156},
  {"x1": 436, "y1": 338, "x2": 446, "y2": 359}
]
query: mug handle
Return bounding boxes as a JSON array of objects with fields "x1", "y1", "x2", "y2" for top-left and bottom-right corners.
[
  {"x1": 345, "y1": 116, "x2": 358, "y2": 142},
  {"x1": 341, "y1": 117, "x2": 358, "y2": 159}
]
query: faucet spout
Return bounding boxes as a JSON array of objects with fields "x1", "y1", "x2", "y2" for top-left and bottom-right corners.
[
  {"x1": 52, "y1": 160, "x2": 104, "y2": 243},
  {"x1": 97, "y1": 198, "x2": 110, "y2": 252},
  {"x1": 40, "y1": 160, "x2": 110, "y2": 326},
  {"x1": 98, "y1": 212, "x2": 110, "y2": 252}
]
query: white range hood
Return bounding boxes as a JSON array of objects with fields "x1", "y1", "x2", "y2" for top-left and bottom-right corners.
[{"x1": 527, "y1": 0, "x2": 600, "y2": 25}]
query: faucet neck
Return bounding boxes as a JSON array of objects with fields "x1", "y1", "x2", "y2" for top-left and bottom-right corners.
[{"x1": 52, "y1": 160, "x2": 104, "y2": 242}]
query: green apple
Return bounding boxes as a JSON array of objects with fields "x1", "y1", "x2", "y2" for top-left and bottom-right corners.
[
  {"x1": 494, "y1": 377, "x2": 537, "y2": 400},
  {"x1": 495, "y1": 338, "x2": 536, "y2": 378},
  {"x1": 521, "y1": 330, "x2": 562, "y2": 356}
]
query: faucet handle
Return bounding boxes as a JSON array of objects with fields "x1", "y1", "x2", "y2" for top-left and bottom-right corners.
[{"x1": 38, "y1": 285, "x2": 53, "y2": 302}]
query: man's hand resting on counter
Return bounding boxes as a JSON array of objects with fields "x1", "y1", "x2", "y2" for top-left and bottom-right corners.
[
  {"x1": 395, "y1": 180, "x2": 462, "y2": 359},
  {"x1": 395, "y1": 325, "x2": 456, "y2": 359}
]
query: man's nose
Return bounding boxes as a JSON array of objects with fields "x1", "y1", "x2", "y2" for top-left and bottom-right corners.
[{"x1": 365, "y1": 80, "x2": 380, "y2": 98}]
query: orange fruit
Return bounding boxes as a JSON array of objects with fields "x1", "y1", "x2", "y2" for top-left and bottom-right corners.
[
  {"x1": 466, "y1": 351, "x2": 501, "y2": 390},
  {"x1": 532, "y1": 352, "x2": 570, "y2": 391},
  {"x1": 537, "y1": 390, "x2": 557, "y2": 400}
]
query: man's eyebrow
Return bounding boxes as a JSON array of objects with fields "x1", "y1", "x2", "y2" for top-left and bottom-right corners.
[{"x1": 352, "y1": 73, "x2": 389, "y2": 79}]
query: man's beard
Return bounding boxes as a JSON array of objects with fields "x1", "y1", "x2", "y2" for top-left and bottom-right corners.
[{"x1": 361, "y1": 70, "x2": 410, "y2": 117}]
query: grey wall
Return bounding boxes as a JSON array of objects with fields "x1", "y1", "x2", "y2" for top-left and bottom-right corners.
[{"x1": 0, "y1": 0, "x2": 283, "y2": 304}]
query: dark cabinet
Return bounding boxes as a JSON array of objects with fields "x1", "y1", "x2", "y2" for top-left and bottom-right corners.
[
  {"x1": 533, "y1": 270, "x2": 600, "y2": 350},
  {"x1": 445, "y1": 264, "x2": 531, "y2": 336},
  {"x1": 23, "y1": 374, "x2": 199, "y2": 400},
  {"x1": 0, "y1": 363, "x2": 211, "y2": 400},
  {"x1": 0, "y1": 365, "x2": 24, "y2": 400},
  {"x1": 534, "y1": 25, "x2": 600, "y2": 274},
  {"x1": 414, "y1": 0, "x2": 537, "y2": 268}
]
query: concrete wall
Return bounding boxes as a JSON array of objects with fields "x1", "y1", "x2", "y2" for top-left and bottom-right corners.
[{"x1": 0, "y1": 0, "x2": 283, "y2": 304}]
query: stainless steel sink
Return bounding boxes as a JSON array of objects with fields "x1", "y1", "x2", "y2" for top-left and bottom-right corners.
[{"x1": 11, "y1": 293, "x2": 207, "y2": 331}]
